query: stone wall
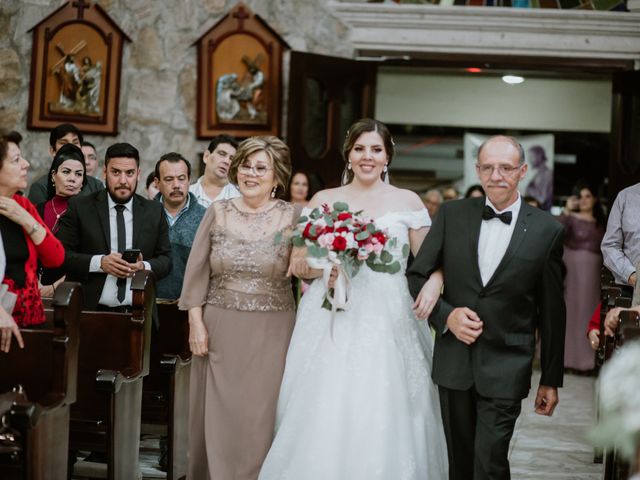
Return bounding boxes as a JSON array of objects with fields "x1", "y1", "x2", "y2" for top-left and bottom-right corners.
[{"x1": 0, "y1": 0, "x2": 353, "y2": 187}]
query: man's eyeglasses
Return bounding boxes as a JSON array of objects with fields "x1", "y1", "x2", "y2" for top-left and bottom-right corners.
[
  {"x1": 238, "y1": 164, "x2": 272, "y2": 177},
  {"x1": 476, "y1": 164, "x2": 523, "y2": 177}
]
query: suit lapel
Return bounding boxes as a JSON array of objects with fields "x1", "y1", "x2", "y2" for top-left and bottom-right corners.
[
  {"x1": 95, "y1": 190, "x2": 111, "y2": 250},
  {"x1": 132, "y1": 195, "x2": 142, "y2": 248},
  {"x1": 467, "y1": 198, "x2": 485, "y2": 286},
  {"x1": 485, "y1": 202, "x2": 531, "y2": 287}
]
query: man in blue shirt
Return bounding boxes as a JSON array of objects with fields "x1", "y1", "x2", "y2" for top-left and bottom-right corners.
[{"x1": 153, "y1": 152, "x2": 206, "y2": 300}]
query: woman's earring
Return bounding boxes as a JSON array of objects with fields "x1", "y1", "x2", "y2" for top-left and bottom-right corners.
[
  {"x1": 383, "y1": 164, "x2": 388, "y2": 173},
  {"x1": 271, "y1": 186, "x2": 277, "y2": 198},
  {"x1": 348, "y1": 162, "x2": 352, "y2": 170}
]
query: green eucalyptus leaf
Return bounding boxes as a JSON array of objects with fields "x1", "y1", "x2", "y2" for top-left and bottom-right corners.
[
  {"x1": 380, "y1": 250, "x2": 393, "y2": 263},
  {"x1": 355, "y1": 231, "x2": 370, "y2": 241},
  {"x1": 402, "y1": 244, "x2": 410, "y2": 258},
  {"x1": 366, "y1": 223, "x2": 376, "y2": 233},
  {"x1": 297, "y1": 215, "x2": 308, "y2": 224},
  {"x1": 333, "y1": 201, "x2": 349, "y2": 212},
  {"x1": 292, "y1": 236, "x2": 306, "y2": 247}
]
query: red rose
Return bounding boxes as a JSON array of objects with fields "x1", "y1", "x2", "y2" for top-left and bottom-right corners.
[
  {"x1": 335, "y1": 226, "x2": 349, "y2": 234},
  {"x1": 332, "y1": 236, "x2": 347, "y2": 251},
  {"x1": 337, "y1": 212, "x2": 352, "y2": 221},
  {"x1": 303, "y1": 223, "x2": 318, "y2": 240},
  {"x1": 372, "y1": 232, "x2": 387, "y2": 245}
]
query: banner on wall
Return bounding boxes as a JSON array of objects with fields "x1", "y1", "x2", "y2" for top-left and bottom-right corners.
[{"x1": 463, "y1": 133, "x2": 555, "y2": 210}]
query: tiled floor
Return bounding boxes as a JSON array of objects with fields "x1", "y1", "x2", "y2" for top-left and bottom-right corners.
[
  {"x1": 78, "y1": 371, "x2": 604, "y2": 479},
  {"x1": 509, "y1": 371, "x2": 603, "y2": 479}
]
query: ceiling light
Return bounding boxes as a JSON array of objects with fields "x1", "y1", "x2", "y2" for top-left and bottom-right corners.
[{"x1": 502, "y1": 75, "x2": 525, "y2": 85}]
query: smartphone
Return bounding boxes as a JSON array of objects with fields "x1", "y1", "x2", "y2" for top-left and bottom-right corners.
[{"x1": 121, "y1": 249, "x2": 141, "y2": 264}]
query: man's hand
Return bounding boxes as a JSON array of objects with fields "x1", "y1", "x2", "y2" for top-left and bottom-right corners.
[
  {"x1": 0, "y1": 307, "x2": 23, "y2": 353},
  {"x1": 446, "y1": 307, "x2": 483, "y2": 344},
  {"x1": 100, "y1": 253, "x2": 136, "y2": 279},
  {"x1": 629, "y1": 272, "x2": 637, "y2": 287},
  {"x1": 604, "y1": 307, "x2": 622, "y2": 337},
  {"x1": 534, "y1": 385, "x2": 558, "y2": 416}
]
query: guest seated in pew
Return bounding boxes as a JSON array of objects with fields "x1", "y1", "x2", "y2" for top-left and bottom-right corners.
[
  {"x1": 56, "y1": 142, "x2": 171, "y2": 311},
  {"x1": 0, "y1": 232, "x2": 23, "y2": 353},
  {"x1": 596, "y1": 304, "x2": 640, "y2": 342},
  {"x1": 36, "y1": 143, "x2": 87, "y2": 297},
  {"x1": 27, "y1": 123, "x2": 103, "y2": 206},
  {"x1": 0, "y1": 130, "x2": 65, "y2": 327},
  {"x1": 587, "y1": 303, "x2": 602, "y2": 350},
  {"x1": 179, "y1": 136, "x2": 299, "y2": 480},
  {"x1": 153, "y1": 152, "x2": 205, "y2": 300}
]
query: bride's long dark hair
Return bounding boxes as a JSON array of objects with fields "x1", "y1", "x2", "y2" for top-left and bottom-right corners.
[{"x1": 341, "y1": 119, "x2": 395, "y2": 186}]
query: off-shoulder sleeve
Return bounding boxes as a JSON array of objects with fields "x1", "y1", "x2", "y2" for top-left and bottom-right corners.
[
  {"x1": 403, "y1": 208, "x2": 431, "y2": 230},
  {"x1": 178, "y1": 206, "x2": 216, "y2": 310}
]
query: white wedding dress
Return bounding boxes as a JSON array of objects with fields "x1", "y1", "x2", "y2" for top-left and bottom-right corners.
[{"x1": 259, "y1": 209, "x2": 448, "y2": 480}]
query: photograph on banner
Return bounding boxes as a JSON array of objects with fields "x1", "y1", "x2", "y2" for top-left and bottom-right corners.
[{"x1": 463, "y1": 133, "x2": 555, "y2": 210}]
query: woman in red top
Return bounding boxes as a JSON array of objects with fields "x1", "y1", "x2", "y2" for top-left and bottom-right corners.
[{"x1": 0, "y1": 130, "x2": 65, "y2": 327}]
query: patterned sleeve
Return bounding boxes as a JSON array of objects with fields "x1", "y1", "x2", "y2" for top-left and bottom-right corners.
[
  {"x1": 403, "y1": 208, "x2": 431, "y2": 230},
  {"x1": 178, "y1": 206, "x2": 216, "y2": 310}
]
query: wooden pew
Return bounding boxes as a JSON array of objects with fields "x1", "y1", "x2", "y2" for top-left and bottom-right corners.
[
  {"x1": 69, "y1": 271, "x2": 155, "y2": 480},
  {"x1": 141, "y1": 300, "x2": 191, "y2": 480},
  {"x1": 598, "y1": 269, "x2": 633, "y2": 366},
  {"x1": 0, "y1": 282, "x2": 82, "y2": 480}
]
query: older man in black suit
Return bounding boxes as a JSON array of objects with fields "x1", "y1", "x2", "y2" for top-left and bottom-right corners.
[
  {"x1": 57, "y1": 142, "x2": 171, "y2": 310},
  {"x1": 407, "y1": 135, "x2": 565, "y2": 480}
]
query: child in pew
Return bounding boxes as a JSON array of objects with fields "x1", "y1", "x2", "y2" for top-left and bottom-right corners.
[{"x1": 588, "y1": 303, "x2": 640, "y2": 350}]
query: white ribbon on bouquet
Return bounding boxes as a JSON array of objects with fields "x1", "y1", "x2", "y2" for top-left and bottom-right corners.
[{"x1": 307, "y1": 251, "x2": 351, "y2": 340}]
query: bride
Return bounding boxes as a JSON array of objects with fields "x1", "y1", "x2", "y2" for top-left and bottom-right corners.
[{"x1": 259, "y1": 119, "x2": 448, "y2": 480}]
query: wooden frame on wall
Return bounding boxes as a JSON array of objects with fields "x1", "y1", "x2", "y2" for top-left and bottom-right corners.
[
  {"x1": 195, "y1": 3, "x2": 289, "y2": 139},
  {"x1": 27, "y1": 0, "x2": 130, "y2": 136}
]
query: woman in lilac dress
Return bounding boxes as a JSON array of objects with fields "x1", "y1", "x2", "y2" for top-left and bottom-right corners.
[{"x1": 561, "y1": 182, "x2": 606, "y2": 372}]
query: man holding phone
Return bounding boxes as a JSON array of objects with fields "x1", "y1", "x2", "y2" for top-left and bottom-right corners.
[{"x1": 57, "y1": 143, "x2": 171, "y2": 310}]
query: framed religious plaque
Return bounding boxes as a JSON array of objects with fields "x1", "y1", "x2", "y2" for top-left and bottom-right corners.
[
  {"x1": 195, "y1": 3, "x2": 289, "y2": 139},
  {"x1": 27, "y1": 1, "x2": 130, "y2": 135}
]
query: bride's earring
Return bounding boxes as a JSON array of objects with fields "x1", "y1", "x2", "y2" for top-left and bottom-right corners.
[
  {"x1": 348, "y1": 162, "x2": 352, "y2": 170},
  {"x1": 271, "y1": 186, "x2": 277, "y2": 198},
  {"x1": 383, "y1": 164, "x2": 388, "y2": 173}
]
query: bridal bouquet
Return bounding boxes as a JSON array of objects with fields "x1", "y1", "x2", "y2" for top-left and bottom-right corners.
[{"x1": 292, "y1": 202, "x2": 409, "y2": 314}]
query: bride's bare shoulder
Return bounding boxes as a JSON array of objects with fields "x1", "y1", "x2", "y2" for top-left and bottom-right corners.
[
  {"x1": 385, "y1": 185, "x2": 425, "y2": 211},
  {"x1": 307, "y1": 186, "x2": 348, "y2": 209}
]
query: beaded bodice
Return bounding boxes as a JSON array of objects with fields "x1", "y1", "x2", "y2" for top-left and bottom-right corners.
[{"x1": 205, "y1": 199, "x2": 297, "y2": 312}]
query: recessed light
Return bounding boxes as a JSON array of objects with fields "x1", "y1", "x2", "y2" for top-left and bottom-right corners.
[{"x1": 502, "y1": 75, "x2": 525, "y2": 85}]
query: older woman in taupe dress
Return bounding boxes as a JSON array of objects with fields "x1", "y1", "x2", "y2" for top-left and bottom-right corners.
[{"x1": 179, "y1": 136, "x2": 300, "y2": 480}]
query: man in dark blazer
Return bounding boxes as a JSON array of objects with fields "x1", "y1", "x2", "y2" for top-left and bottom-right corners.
[
  {"x1": 57, "y1": 142, "x2": 171, "y2": 310},
  {"x1": 407, "y1": 136, "x2": 565, "y2": 480}
]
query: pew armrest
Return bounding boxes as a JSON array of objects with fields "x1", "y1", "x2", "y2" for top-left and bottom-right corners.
[
  {"x1": 95, "y1": 368, "x2": 145, "y2": 394},
  {"x1": 159, "y1": 353, "x2": 191, "y2": 374}
]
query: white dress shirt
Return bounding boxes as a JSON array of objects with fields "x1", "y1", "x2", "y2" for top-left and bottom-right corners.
[
  {"x1": 89, "y1": 196, "x2": 151, "y2": 307},
  {"x1": 189, "y1": 177, "x2": 240, "y2": 209},
  {"x1": 477, "y1": 195, "x2": 521, "y2": 286}
]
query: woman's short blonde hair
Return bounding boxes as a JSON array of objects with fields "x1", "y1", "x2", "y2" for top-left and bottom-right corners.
[{"x1": 228, "y1": 136, "x2": 292, "y2": 199}]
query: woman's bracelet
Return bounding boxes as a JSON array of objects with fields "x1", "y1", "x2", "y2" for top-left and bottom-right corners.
[{"x1": 28, "y1": 221, "x2": 40, "y2": 236}]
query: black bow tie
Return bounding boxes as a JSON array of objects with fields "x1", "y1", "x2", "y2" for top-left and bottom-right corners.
[{"x1": 482, "y1": 205, "x2": 512, "y2": 225}]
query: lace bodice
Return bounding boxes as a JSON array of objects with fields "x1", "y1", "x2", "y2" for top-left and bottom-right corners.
[{"x1": 180, "y1": 199, "x2": 300, "y2": 312}]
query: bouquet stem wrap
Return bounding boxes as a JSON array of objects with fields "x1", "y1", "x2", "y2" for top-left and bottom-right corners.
[{"x1": 307, "y1": 253, "x2": 350, "y2": 340}]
